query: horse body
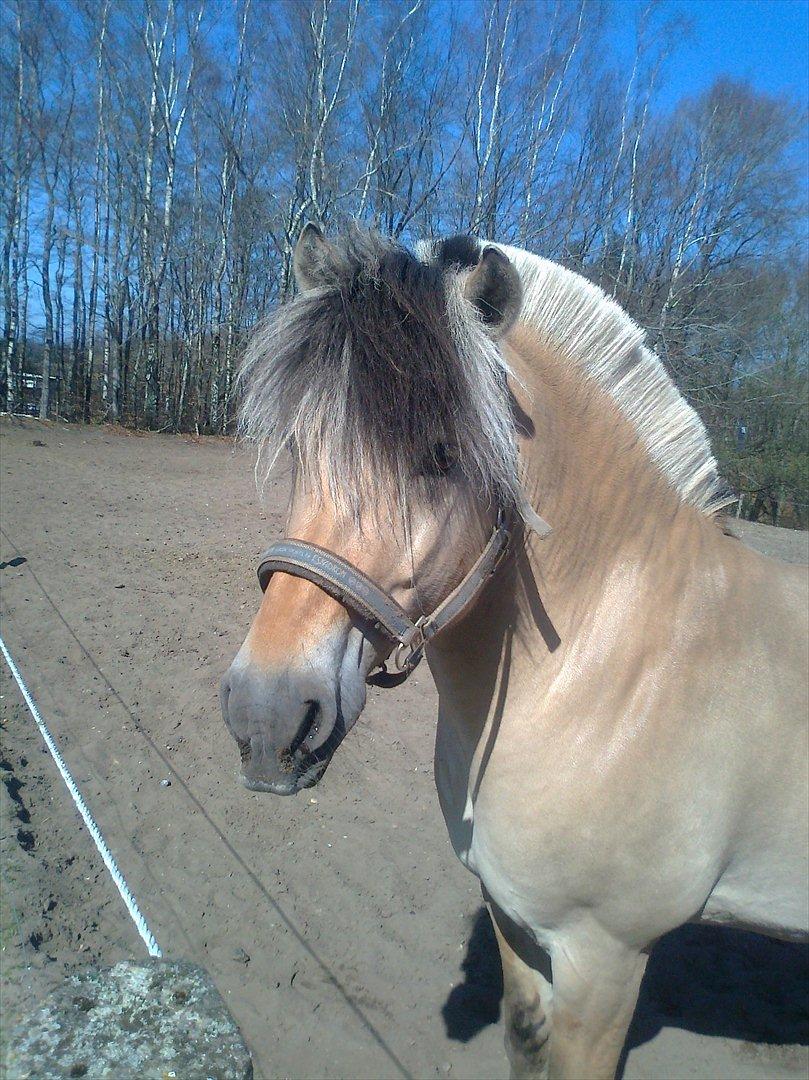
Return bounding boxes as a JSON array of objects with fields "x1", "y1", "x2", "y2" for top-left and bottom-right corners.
[
  {"x1": 695, "y1": 550, "x2": 808, "y2": 939},
  {"x1": 428, "y1": 328, "x2": 807, "y2": 1075},
  {"x1": 433, "y1": 337, "x2": 808, "y2": 940},
  {"x1": 224, "y1": 227, "x2": 808, "y2": 1079}
]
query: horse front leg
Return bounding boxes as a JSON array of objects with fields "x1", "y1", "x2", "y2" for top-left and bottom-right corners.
[
  {"x1": 546, "y1": 931, "x2": 648, "y2": 1080},
  {"x1": 487, "y1": 899, "x2": 553, "y2": 1079}
]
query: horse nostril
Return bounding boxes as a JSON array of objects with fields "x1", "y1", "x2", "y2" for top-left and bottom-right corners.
[
  {"x1": 219, "y1": 676, "x2": 234, "y2": 733},
  {"x1": 289, "y1": 700, "x2": 321, "y2": 755}
]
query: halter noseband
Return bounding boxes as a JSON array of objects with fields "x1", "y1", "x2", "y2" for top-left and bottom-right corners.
[{"x1": 256, "y1": 510, "x2": 511, "y2": 688}]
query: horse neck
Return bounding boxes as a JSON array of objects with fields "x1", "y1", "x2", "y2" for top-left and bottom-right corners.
[
  {"x1": 429, "y1": 325, "x2": 718, "y2": 716},
  {"x1": 509, "y1": 324, "x2": 710, "y2": 611}
]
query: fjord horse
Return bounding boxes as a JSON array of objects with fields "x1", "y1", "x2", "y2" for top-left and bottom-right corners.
[{"x1": 221, "y1": 226, "x2": 808, "y2": 1079}]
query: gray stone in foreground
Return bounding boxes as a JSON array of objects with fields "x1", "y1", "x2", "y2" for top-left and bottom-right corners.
[{"x1": 5, "y1": 959, "x2": 253, "y2": 1080}]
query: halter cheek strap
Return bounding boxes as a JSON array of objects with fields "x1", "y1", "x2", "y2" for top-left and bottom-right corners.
[{"x1": 256, "y1": 512, "x2": 511, "y2": 686}]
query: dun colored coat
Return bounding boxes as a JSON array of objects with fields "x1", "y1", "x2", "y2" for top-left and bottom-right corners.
[{"x1": 222, "y1": 226, "x2": 808, "y2": 1080}]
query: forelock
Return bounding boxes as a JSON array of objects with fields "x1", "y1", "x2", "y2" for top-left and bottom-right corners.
[{"x1": 238, "y1": 229, "x2": 522, "y2": 524}]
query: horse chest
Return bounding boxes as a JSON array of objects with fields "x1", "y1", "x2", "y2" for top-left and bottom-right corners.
[
  {"x1": 447, "y1": 789, "x2": 557, "y2": 935},
  {"x1": 434, "y1": 730, "x2": 560, "y2": 930}
]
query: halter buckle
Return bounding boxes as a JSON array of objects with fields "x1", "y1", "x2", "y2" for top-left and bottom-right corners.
[{"x1": 392, "y1": 616, "x2": 428, "y2": 673}]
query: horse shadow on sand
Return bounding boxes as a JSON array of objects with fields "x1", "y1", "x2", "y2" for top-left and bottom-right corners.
[{"x1": 443, "y1": 908, "x2": 808, "y2": 1069}]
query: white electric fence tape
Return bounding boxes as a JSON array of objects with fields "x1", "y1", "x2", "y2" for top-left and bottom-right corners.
[{"x1": 0, "y1": 633, "x2": 163, "y2": 958}]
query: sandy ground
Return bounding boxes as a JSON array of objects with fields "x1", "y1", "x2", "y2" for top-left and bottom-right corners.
[{"x1": 1, "y1": 416, "x2": 807, "y2": 1080}]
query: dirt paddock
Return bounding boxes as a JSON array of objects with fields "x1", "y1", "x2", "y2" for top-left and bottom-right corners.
[{"x1": 1, "y1": 417, "x2": 807, "y2": 1080}]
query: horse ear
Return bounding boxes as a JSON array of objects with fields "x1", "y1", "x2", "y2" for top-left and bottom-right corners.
[
  {"x1": 463, "y1": 246, "x2": 522, "y2": 338},
  {"x1": 293, "y1": 223, "x2": 333, "y2": 291}
]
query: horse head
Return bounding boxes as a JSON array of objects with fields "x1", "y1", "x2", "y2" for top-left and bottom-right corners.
[{"x1": 221, "y1": 225, "x2": 524, "y2": 794}]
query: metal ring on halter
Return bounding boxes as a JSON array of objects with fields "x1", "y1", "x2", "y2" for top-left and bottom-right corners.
[{"x1": 392, "y1": 616, "x2": 428, "y2": 673}]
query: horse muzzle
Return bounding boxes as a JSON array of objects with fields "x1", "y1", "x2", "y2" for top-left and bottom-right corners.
[{"x1": 220, "y1": 660, "x2": 345, "y2": 796}]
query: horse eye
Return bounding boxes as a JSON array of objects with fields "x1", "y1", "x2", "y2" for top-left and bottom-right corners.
[{"x1": 419, "y1": 442, "x2": 457, "y2": 478}]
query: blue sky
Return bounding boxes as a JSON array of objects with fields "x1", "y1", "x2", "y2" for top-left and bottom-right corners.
[{"x1": 613, "y1": 0, "x2": 809, "y2": 108}]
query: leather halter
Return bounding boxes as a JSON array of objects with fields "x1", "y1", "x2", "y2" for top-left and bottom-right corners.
[{"x1": 256, "y1": 510, "x2": 511, "y2": 687}]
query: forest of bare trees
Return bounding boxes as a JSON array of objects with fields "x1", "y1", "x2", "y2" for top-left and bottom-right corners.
[{"x1": 1, "y1": 0, "x2": 807, "y2": 523}]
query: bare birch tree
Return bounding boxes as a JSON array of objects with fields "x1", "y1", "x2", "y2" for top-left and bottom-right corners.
[{"x1": 1, "y1": 0, "x2": 805, "y2": 520}]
